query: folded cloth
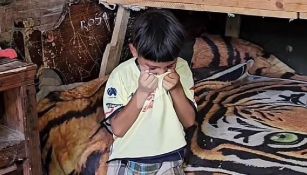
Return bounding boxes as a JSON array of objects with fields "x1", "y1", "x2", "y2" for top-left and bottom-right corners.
[{"x1": 0, "y1": 48, "x2": 17, "y2": 59}]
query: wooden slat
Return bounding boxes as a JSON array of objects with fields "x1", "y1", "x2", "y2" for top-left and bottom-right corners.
[
  {"x1": 99, "y1": 6, "x2": 130, "y2": 76},
  {"x1": 0, "y1": 60, "x2": 36, "y2": 92},
  {"x1": 299, "y1": 12, "x2": 307, "y2": 19},
  {"x1": 0, "y1": 60, "x2": 29, "y2": 73},
  {"x1": 107, "y1": 0, "x2": 307, "y2": 13},
  {"x1": 0, "y1": 141, "x2": 26, "y2": 169},
  {"x1": 21, "y1": 85, "x2": 42, "y2": 175},
  {"x1": 107, "y1": 0, "x2": 299, "y2": 19},
  {"x1": 0, "y1": 70, "x2": 36, "y2": 92},
  {"x1": 0, "y1": 164, "x2": 18, "y2": 175}
]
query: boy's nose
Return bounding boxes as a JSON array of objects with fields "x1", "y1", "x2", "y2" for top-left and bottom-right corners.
[{"x1": 155, "y1": 68, "x2": 167, "y2": 75}]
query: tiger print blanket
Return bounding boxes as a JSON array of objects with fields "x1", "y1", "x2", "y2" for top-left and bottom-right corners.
[
  {"x1": 185, "y1": 61, "x2": 307, "y2": 175},
  {"x1": 37, "y1": 77, "x2": 113, "y2": 175},
  {"x1": 37, "y1": 34, "x2": 307, "y2": 174}
]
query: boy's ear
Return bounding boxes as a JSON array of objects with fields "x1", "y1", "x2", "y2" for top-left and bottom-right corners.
[{"x1": 129, "y1": 44, "x2": 138, "y2": 58}]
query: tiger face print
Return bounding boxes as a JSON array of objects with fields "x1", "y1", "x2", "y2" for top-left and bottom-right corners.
[{"x1": 186, "y1": 75, "x2": 307, "y2": 175}]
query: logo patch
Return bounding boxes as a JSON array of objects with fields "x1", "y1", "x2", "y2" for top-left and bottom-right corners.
[
  {"x1": 106, "y1": 103, "x2": 123, "y2": 108},
  {"x1": 107, "y1": 87, "x2": 117, "y2": 96}
]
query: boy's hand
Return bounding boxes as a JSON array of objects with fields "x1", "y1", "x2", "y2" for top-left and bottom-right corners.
[
  {"x1": 138, "y1": 70, "x2": 158, "y2": 94},
  {"x1": 163, "y1": 69, "x2": 181, "y2": 91}
]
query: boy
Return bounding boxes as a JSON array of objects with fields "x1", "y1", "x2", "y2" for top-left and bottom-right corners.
[{"x1": 103, "y1": 9, "x2": 196, "y2": 175}]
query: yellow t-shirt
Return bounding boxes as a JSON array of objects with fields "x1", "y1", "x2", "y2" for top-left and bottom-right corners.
[{"x1": 103, "y1": 57, "x2": 196, "y2": 160}]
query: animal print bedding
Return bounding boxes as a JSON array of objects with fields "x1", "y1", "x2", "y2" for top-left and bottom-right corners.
[
  {"x1": 37, "y1": 34, "x2": 307, "y2": 175},
  {"x1": 185, "y1": 61, "x2": 307, "y2": 175}
]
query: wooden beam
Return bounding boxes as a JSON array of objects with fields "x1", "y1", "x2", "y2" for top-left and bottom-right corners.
[
  {"x1": 0, "y1": 164, "x2": 17, "y2": 175},
  {"x1": 0, "y1": 60, "x2": 36, "y2": 92},
  {"x1": 299, "y1": 12, "x2": 307, "y2": 19},
  {"x1": 107, "y1": 0, "x2": 307, "y2": 13},
  {"x1": 225, "y1": 14, "x2": 241, "y2": 38},
  {"x1": 106, "y1": 0, "x2": 299, "y2": 19},
  {"x1": 99, "y1": 5, "x2": 130, "y2": 76},
  {"x1": 22, "y1": 85, "x2": 43, "y2": 175}
]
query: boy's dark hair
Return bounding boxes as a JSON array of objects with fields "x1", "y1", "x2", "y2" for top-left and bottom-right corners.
[{"x1": 132, "y1": 9, "x2": 185, "y2": 62}]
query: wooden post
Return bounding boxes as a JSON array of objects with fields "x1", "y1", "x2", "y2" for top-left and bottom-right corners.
[
  {"x1": 225, "y1": 14, "x2": 241, "y2": 38},
  {"x1": 105, "y1": 0, "x2": 299, "y2": 19},
  {"x1": 99, "y1": 5, "x2": 130, "y2": 76},
  {"x1": 22, "y1": 85, "x2": 42, "y2": 175}
]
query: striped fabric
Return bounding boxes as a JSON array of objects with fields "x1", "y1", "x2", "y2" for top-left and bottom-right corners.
[{"x1": 107, "y1": 160, "x2": 185, "y2": 175}]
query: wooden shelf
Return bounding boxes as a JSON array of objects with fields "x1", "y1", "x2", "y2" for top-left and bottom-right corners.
[
  {"x1": 0, "y1": 58, "x2": 42, "y2": 175},
  {"x1": 0, "y1": 125, "x2": 26, "y2": 169},
  {"x1": 0, "y1": 59, "x2": 36, "y2": 92},
  {"x1": 0, "y1": 125, "x2": 25, "y2": 150},
  {"x1": 105, "y1": 0, "x2": 307, "y2": 19}
]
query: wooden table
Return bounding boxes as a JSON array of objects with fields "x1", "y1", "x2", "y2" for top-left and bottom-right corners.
[{"x1": 0, "y1": 59, "x2": 42, "y2": 175}]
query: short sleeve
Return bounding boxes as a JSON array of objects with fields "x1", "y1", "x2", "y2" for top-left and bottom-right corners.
[
  {"x1": 102, "y1": 71, "x2": 129, "y2": 132},
  {"x1": 176, "y1": 58, "x2": 197, "y2": 108}
]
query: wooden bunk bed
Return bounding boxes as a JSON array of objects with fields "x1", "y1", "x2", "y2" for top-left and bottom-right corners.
[
  {"x1": 99, "y1": 0, "x2": 307, "y2": 76},
  {"x1": 97, "y1": 1, "x2": 307, "y2": 175}
]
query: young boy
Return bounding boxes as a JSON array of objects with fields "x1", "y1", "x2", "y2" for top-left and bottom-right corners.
[{"x1": 103, "y1": 9, "x2": 196, "y2": 175}]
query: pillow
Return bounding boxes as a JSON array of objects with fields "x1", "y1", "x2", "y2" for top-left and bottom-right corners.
[
  {"x1": 191, "y1": 34, "x2": 263, "y2": 70},
  {"x1": 191, "y1": 34, "x2": 306, "y2": 81}
]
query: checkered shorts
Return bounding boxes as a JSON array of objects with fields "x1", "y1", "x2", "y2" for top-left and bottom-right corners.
[{"x1": 107, "y1": 160, "x2": 185, "y2": 175}]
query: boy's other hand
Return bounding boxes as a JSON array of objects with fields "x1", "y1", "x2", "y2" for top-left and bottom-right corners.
[
  {"x1": 138, "y1": 70, "x2": 158, "y2": 95},
  {"x1": 162, "y1": 69, "x2": 181, "y2": 91}
]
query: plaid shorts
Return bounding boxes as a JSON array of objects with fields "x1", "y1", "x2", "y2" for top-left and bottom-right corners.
[{"x1": 107, "y1": 160, "x2": 185, "y2": 175}]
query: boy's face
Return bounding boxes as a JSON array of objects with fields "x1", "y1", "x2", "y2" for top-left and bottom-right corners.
[
  {"x1": 137, "y1": 57, "x2": 176, "y2": 75},
  {"x1": 129, "y1": 44, "x2": 177, "y2": 75}
]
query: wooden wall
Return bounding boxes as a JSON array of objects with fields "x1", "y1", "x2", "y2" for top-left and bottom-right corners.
[{"x1": 0, "y1": 0, "x2": 65, "y2": 34}]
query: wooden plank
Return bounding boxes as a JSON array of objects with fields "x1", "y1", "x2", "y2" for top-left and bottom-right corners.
[
  {"x1": 0, "y1": 164, "x2": 18, "y2": 175},
  {"x1": 21, "y1": 85, "x2": 42, "y2": 175},
  {"x1": 0, "y1": 141, "x2": 25, "y2": 169},
  {"x1": 0, "y1": 60, "x2": 36, "y2": 91},
  {"x1": 0, "y1": 69, "x2": 36, "y2": 92},
  {"x1": 42, "y1": 1, "x2": 115, "y2": 83},
  {"x1": 107, "y1": 0, "x2": 307, "y2": 13},
  {"x1": 225, "y1": 15, "x2": 241, "y2": 38},
  {"x1": 0, "y1": 60, "x2": 30, "y2": 73},
  {"x1": 99, "y1": 5, "x2": 130, "y2": 76},
  {"x1": 106, "y1": 0, "x2": 299, "y2": 19},
  {"x1": 299, "y1": 12, "x2": 307, "y2": 19},
  {"x1": 3, "y1": 88, "x2": 25, "y2": 132}
]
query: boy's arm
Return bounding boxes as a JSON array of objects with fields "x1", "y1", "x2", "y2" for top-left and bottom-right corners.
[
  {"x1": 169, "y1": 84, "x2": 196, "y2": 128},
  {"x1": 163, "y1": 67, "x2": 196, "y2": 128},
  {"x1": 107, "y1": 70, "x2": 158, "y2": 137}
]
